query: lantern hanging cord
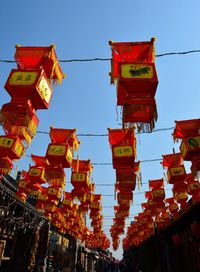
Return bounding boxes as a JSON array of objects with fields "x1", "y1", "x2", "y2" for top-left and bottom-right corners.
[
  {"x1": 36, "y1": 126, "x2": 174, "y2": 136},
  {"x1": 24, "y1": 153, "x2": 162, "y2": 164},
  {"x1": 1, "y1": 49, "x2": 200, "y2": 64}
]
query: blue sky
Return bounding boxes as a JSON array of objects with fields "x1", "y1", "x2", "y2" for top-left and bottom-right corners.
[{"x1": 1, "y1": 1, "x2": 200, "y2": 259}]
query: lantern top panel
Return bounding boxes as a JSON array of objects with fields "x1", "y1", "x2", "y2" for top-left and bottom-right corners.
[
  {"x1": 31, "y1": 154, "x2": 48, "y2": 166},
  {"x1": 173, "y1": 118, "x2": 200, "y2": 140},
  {"x1": 72, "y1": 159, "x2": 93, "y2": 173},
  {"x1": 109, "y1": 38, "x2": 156, "y2": 82},
  {"x1": 15, "y1": 45, "x2": 65, "y2": 84},
  {"x1": 49, "y1": 127, "x2": 79, "y2": 148},
  {"x1": 162, "y1": 153, "x2": 183, "y2": 168},
  {"x1": 149, "y1": 178, "x2": 164, "y2": 189},
  {"x1": 108, "y1": 128, "x2": 135, "y2": 145}
]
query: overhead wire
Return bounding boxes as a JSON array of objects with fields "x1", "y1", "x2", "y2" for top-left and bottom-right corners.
[{"x1": 0, "y1": 49, "x2": 200, "y2": 64}]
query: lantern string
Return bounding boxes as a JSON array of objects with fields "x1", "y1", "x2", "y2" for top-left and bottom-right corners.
[
  {"x1": 36, "y1": 126, "x2": 174, "y2": 136},
  {"x1": 0, "y1": 49, "x2": 200, "y2": 64}
]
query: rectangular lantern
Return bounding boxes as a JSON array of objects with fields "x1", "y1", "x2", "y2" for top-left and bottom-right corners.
[
  {"x1": 112, "y1": 144, "x2": 136, "y2": 169},
  {"x1": 151, "y1": 188, "x2": 165, "y2": 202},
  {"x1": 117, "y1": 62, "x2": 158, "y2": 105},
  {"x1": 167, "y1": 165, "x2": 187, "y2": 184},
  {"x1": 5, "y1": 69, "x2": 53, "y2": 109},
  {"x1": 122, "y1": 97, "x2": 157, "y2": 132},
  {"x1": 180, "y1": 136, "x2": 200, "y2": 161},
  {"x1": 46, "y1": 143, "x2": 73, "y2": 168},
  {"x1": 0, "y1": 100, "x2": 39, "y2": 138},
  {"x1": 0, "y1": 135, "x2": 24, "y2": 160},
  {"x1": 0, "y1": 157, "x2": 13, "y2": 175},
  {"x1": 28, "y1": 166, "x2": 46, "y2": 184},
  {"x1": 117, "y1": 191, "x2": 133, "y2": 202},
  {"x1": 71, "y1": 171, "x2": 90, "y2": 188}
]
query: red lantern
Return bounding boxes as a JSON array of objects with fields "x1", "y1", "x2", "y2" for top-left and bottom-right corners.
[
  {"x1": 108, "y1": 128, "x2": 136, "y2": 169},
  {"x1": 28, "y1": 154, "x2": 47, "y2": 184},
  {"x1": 117, "y1": 190, "x2": 133, "y2": 205},
  {"x1": 117, "y1": 62, "x2": 158, "y2": 105},
  {"x1": 14, "y1": 45, "x2": 65, "y2": 84},
  {"x1": 0, "y1": 100, "x2": 39, "y2": 143},
  {"x1": 62, "y1": 192, "x2": 73, "y2": 207},
  {"x1": 162, "y1": 153, "x2": 184, "y2": 168},
  {"x1": 173, "y1": 119, "x2": 200, "y2": 141},
  {"x1": 162, "y1": 153, "x2": 187, "y2": 184},
  {"x1": 0, "y1": 157, "x2": 13, "y2": 175},
  {"x1": 5, "y1": 69, "x2": 53, "y2": 110},
  {"x1": 27, "y1": 182, "x2": 42, "y2": 197},
  {"x1": 173, "y1": 183, "x2": 188, "y2": 206},
  {"x1": 122, "y1": 97, "x2": 157, "y2": 131},
  {"x1": 179, "y1": 136, "x2": 200, "y2": 161},
  {"x1": 71, "y1": 164, "x2": 91, "y2": 189},
  {"x1": 47, "y1": 186, "x2": 62, "y2": 201},
  {"x1": 0, "y1": 135, "x2": 24, "y2": 160},
  {"x1": 45, "y1": 165, "x2": 66, "y2": 188},
  {"x1": 109, "y1": 38, "x2": 156, "y2": 83},
  {"x1": 46, "y1": 128, "x2": 78, "y2": 168}
]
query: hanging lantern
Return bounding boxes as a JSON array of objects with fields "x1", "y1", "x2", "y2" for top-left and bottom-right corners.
[
  {"x1": 18, "y1": 178, "x2": 30, "y2": 193},
  {"x1": 47, "y1": 186, "x2": 62, "y2": 201},
  {"x1": 71, "y1": 170, "x2": 91, "y2": 189},
  {"x1": 165, "y1": 197, "x2": 179, "y2": 217},
  {"x1": 117, "y1": 190, "x2": 133, "y2": 205},
  {"x1": 185, "y1": 173, "x2": 200, "y2": 203},
  {"x1": 5, "y1": 69, "x2": 54, "y2": 110},
  {"x1": 162, "y1": 153, "x2": 184, "y2": 168},
  {"x1": 179, "y1": 136, "x2": 200, "y2": 161},
  {"x1": 109, "y1": 38, "x2": 156, "y2": 84},
  {"x1": 62, "y1": 192, "x2": 73, "y2": 208},
  {"x1": 117, "y1": 62, "x2": 158, "y2": 105},
  {"x1": 0, "y1": 135, "x2": 24, "y2": 160},
  {"x1": 122, "y1": 97, "x2": 157, "y2": 131},
  {"x1": 108, "y1": 128, "x2": 136, "y2": 169},
  {"x1": 28, "y1": 154, "x2": 47, "y2": 184},
  {"x1": 162, "y1": 153, "x2": 187, "y2": 184},
  {"x1": 44, "y1": 200, "x2": 58, "y2": 213},
  {"x1": 46, "y1": 128, "x2": 79, "y2": 168},
  {"x1": 71, "y1": 159, "x2": 93, "y2": 188},
  {"x1": 115, "y1": 162, "x2": 140, "y2": 191},
  {"x1": 14, "y1": 45, "x2": 65, "y2": 84},
  {"x1": 191, "y1": 157, "x2": 200, "y2": 179},
  {"x1": 173, "y1": 119, "x2": 200, "y2": 141},
  {"x1": 45, "y1": 165, "x2": 66, "y2": 188},
  {"x1": 173, "y1": 119, "x2": 200, "y2": 176},
  {"x1": 0, "y1": 100, "x2": 39, "y2": 144},
  {"x1": 149, "y1": 178, "x2": 165, "y2": 202},
  {"x1": 27, "y1": 182, "x2": 42, "y2": 197},
  {"x1": 173, "y1": 183, "x2": 188, "y2": 206},
  {"x1": 0, "y1": 157, "x2": 13, "y2": 175}
]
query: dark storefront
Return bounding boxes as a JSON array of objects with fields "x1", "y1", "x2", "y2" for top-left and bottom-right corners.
[{"x1": 123, "y1": 202, "x2": 200, "y2": 272}]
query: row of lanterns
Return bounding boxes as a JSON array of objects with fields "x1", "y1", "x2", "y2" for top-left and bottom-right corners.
[
  {"x1": 0, "y1": 45, "x2": 110, "y2": 250},
  {"x1": 15, "y1": 127, "x2": 110, "y2": 249},
  {"x1": 122, "y1": 118, "x2": 200, "y2": 249},
  {"x1": 108, "y1": 38, "x2": 159, "y2": 250},
  {"x1": 0, "y1": 45, "x2": 65, "y2": 175}
]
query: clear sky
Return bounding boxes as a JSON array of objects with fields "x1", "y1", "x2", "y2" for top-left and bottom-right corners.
[{"x1": 0, "y1": 1, "x2": 200, "y2": 260}]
